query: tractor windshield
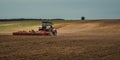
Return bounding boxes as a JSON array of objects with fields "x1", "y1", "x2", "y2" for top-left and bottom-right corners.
[{"x1": 42, "y1": 22, "x2": 52, "y2": 27}]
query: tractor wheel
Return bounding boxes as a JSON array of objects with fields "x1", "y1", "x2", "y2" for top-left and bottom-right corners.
[
  {"x1": 52, "y1": 29, "x2": 57, "y2": 36},
  {"x1": 50, "y1": 29, "x2": 57, "y2": 36}
]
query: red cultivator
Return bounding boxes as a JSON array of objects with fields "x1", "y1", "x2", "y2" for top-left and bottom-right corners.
[
  {"x1": 13, "y1": 21, "x2": 57, "y2": 36},
  {"x1": 13, "y1": 30, "x2": 50, "y2": 35}
]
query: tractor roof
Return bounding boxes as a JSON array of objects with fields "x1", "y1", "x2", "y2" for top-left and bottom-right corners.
[{"x1": 42, "y1": 21, "x2": 53, "y2": 26}]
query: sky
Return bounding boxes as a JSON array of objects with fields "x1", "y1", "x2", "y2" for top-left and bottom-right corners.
[{"x1": 0, "y1": 0, "x2": 120, "y2": 19}]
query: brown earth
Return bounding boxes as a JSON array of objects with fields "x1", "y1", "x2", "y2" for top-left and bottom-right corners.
[{"x1": 0, "y1": 20, "x2": 120, "y2": 60}]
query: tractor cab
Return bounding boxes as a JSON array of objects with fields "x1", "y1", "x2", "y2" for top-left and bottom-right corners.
[
  {"x1": 40, "y1": 21, "x2": 53, "y2": 31},
  {"x1": 42, "y1": 22, "x2": 53, "y2": 27}
]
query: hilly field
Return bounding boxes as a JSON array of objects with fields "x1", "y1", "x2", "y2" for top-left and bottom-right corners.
[{"x1": 0, "y1": 20, "x2": 120, "y2": 60}]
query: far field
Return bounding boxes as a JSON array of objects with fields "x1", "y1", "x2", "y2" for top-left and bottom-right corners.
[{"x1": 0, "y1": 20, "x2": 120, "y2": 60}]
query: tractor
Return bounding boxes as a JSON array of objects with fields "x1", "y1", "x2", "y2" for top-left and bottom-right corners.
[{"x1": 13, "y1": 21, "x2": 57, "y2": 36}]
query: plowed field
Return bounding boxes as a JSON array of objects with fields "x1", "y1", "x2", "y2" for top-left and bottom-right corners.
[{"x1": 0, "y1": 20, "x2": 120, "y2": 60}]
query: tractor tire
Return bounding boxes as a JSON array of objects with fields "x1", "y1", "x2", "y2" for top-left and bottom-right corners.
[
  {"x1": 50, "y1": 29, "x2": 57, "y2": 36},
  {"x1": 52, "y1": 29, "x2": 57, "y2": 36}
]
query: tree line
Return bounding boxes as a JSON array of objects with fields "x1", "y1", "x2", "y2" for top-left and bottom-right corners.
[{"x1": 0, "y1": 18, "x2": 65, "y2": 21}]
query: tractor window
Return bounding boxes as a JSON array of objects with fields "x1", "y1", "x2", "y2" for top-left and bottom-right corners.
[
  {"x1": 42, "y1": 23, "x2": 46, "y2": 26},
  {"x1": 42, "y1": 22, "x2": 52, "y2": 26},
  {"x1": 47, "y1": 23, "x2": 52, "y2": 26}
]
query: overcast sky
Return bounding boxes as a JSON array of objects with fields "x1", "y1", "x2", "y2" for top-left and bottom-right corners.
[{"x1": 0, "y1": 0, "x2": 120, "y2": 19}]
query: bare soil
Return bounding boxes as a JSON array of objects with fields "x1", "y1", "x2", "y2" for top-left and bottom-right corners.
[{"x1": 0, "y1": 20, "x2": 120, "y2": 60}]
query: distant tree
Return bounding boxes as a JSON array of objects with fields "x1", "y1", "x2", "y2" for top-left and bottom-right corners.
[{"x1": 81, "y1": 16, "x2": 85, "y2": 20}]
